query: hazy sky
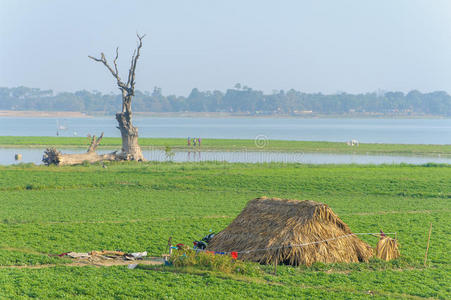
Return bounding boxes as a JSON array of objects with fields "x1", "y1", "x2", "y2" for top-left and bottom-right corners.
[{"x1": 1, "y1": 0, "x2": 451, "y2": 95}]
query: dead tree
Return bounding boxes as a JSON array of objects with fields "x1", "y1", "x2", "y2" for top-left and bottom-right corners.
[
  {"x1": 88, "y1": 34, "x2": 145, "y2": 161},
  {"x1": 43, "y1": 133, "x2": 116, "y2": 166}
]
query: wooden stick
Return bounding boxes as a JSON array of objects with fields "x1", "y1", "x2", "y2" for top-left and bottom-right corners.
[
  {"x1": 273, "y1": 248, "x2": 279, "y2": 275},
  {"x1": 165, "y1": 237, "x2": 172, "y2": 262},
  {"x1": 424, "y1": 223, "x2": 432, "y2": 267},
  {"x1": 165, "y1": 237, "x2": 171, "y2": 253}
]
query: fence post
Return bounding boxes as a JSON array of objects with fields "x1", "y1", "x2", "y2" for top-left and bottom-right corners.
[
  {"x1": 424, "y1": 223, "x2": 432, "y2": 267},
  {"x1": 273, "y1": 248, "x2": 279, "y2": 275}
]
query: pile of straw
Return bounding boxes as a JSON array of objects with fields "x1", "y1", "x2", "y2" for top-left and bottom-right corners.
[
  {"x1": 376, "y1": 236, "x2": 400, "y2": 261},
  {"x1": 207, "y1": 197, "x2": 373, "y2": 266}
]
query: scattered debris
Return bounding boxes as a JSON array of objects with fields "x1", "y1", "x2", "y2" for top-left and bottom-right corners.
[
  {"x1": 125, "y1": 251, "x2": 147, "y2": 260},
  {"x1": 57, "y1": 250, "x2": 149, "y2": 264},
  {"x1": 90, "y1": 250, "x2": 125, "y2": 257},
  {"x1": 67, "y1": 252, "x2": 90, "y2": 259},
  {"x1": 193, "y1": 233, "x2": 215, "y2": 250}
]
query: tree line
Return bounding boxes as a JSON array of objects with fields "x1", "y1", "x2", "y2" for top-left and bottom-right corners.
[{"x1": 1, "y1": 85, "x2": 451, "y2": 116}]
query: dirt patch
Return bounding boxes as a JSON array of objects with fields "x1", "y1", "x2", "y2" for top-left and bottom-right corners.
[{"x1": 0, "y1": 257, "x2": 164, "y2": 269}]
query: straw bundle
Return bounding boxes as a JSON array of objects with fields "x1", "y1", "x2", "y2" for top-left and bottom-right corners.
[
  {"x1": 376, "y1": 236, "x2": 400, "y2": 261},
  {"x1": 207, "y1": 197, "x2": 373, "y2": 266}
]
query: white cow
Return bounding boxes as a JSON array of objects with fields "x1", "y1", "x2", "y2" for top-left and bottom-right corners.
[{"x1": 347, "y1": 139, "x2": 360, "y2": 146}]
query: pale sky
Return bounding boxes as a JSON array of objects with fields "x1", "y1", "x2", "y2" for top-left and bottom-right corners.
[{"x1": 1, "y1": 0, "x2": 451, "y2": 95}]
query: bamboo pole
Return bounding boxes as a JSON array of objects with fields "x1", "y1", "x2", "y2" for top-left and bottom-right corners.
[
  {"x1": 163, "y1": 237, "x2": 172, "y2": 263},
  {"x1": 273, "y1": 248, "x2": 280, "y2": 275},
  {"x1": 423, "y1": 223, "x2": 432, "y2": 267},
  {"x1": 168, "y1": 237, "x2": 173, "y2": 256}
]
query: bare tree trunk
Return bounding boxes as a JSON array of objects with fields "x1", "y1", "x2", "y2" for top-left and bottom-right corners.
[
  {"x1": 43, "y1": 133, "x2": 117, "y2": 166},
  {"x1": 116, "y1": 111, "x2": 143, "y2": 161},
  {"x1": 88, "y1": 34, "x2": 146, "y2": 161}
]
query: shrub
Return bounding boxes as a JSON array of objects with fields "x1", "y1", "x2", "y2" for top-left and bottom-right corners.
[{"x1": 169, "y1": 249, "x2": 261, "y2": 276}]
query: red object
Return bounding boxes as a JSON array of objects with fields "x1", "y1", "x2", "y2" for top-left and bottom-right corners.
[
  {"x1": 176, "y1": 243, "x2": 185, "y2": 249},
  {"x1": 380, "y1": 230, "x2": 386, "y2": 237},
  {"x1": 206, "y1": 251, "x2": 215, "y2": 254},
  {"x1": 58, "y1": 252, "x2": 69, "y2": 257},
  {"x1": 231, "y1": 252, "x2": 238, "y2": 259}
]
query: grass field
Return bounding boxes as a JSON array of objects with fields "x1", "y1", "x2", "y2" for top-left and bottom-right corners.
[
  {"x1": 2, "y1": 136, "x2": 451, "y2": 156},
  {"x1": 0, "y1": 162, "x2": 450, "y2": 299}
]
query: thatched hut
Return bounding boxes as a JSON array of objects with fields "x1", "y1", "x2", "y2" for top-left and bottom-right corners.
[{"x1": 207, "y1": 197, "x2": 373, "y2": 266}]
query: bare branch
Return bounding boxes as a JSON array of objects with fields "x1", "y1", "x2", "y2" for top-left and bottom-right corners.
[
  {"x1": 87, "y1": 132, "x2": 104, "y2": 152},
  {"x1": 127, "y1": 34, "x2": 145, "y2": 94},
  {"x1": 126, "y1": 49, "x2": 136, "y2": 87},
  {"x1": 113, "y1": 47, "x2": 119, "y2": 77},
  {"x1": 89, "y1": 52, "x2": 127, "y2": 90},
  {"x1": 87, "y1": 55, "x2": 102, "y2": 62}
]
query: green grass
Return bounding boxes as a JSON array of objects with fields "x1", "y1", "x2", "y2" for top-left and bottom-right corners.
[
  {"x1": 0, "y1": 162, "x2": 450, "y2": 299},
  {"x1": 2, "y1": 136, "x2": 451, "y2": 155}
]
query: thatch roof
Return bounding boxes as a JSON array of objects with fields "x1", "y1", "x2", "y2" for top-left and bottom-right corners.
[{"x1": 207, "y1": 197, "x2": 373, "y2": 266}]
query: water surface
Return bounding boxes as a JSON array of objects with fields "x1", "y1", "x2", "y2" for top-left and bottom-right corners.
[
  {"x1": 1, "y1": 117, "x2": 451, "y2": 144},
  {"x1": 2, "y1": 147, "x2": 450, "y2": 165}
]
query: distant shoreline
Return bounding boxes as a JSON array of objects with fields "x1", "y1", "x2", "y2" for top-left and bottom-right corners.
[
  {"x1": 0, "y1": 110, "x2": 446, "y2": 119},
  {"x1": 0, "y1": 110, "x2": 90, "y2": 118}
]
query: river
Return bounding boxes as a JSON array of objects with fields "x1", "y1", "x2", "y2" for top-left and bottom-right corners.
[{"x1": 1, "y1": 117, "x2": 451, "y2": 144}]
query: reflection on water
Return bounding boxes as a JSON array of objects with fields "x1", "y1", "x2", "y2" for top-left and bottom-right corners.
[{"x1": 1, "y1": 147, "x2": 451, "y2": 165}]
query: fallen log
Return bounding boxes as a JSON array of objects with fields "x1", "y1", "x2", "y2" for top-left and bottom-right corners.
[
  {"x1": 42, "y1": 133, "x2": 118, "y2": 166},
  {"x1": 42, "y1": 148, "x2": 117, "y2": 166}
]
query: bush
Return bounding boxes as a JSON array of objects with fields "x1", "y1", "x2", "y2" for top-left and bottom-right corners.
[
  {"x1": 169, "y1": 249, "x2": 261, "y2": 276},
  {"x1": 421, "y1": 162, "x2": 449, "y2": 168}
]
